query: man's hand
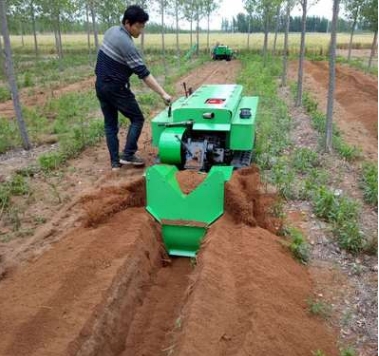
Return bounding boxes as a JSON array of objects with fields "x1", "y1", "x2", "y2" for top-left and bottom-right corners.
[{"x1": 162, "y1": 93, "x2": 172, "y2": 105}]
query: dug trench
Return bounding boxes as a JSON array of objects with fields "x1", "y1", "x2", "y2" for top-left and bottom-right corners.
[{"x1": 0, "y1": 166, "x2": 339, "y2": 356}]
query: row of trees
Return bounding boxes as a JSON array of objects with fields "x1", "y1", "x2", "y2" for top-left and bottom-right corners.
[
  {"x1": 222, "y1": 14, "x2": 371, "y2": 34},
  {"x1": 2, "y1": 0, "x2": 377, "y2": 35}
]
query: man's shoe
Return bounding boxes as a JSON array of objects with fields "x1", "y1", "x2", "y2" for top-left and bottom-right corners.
[
  {"x1": 120, "y1": 155, "x2": 145, "y2": 167},
  {"x1": 111, "y1": 162, "x2": 122, "y2": 171}
]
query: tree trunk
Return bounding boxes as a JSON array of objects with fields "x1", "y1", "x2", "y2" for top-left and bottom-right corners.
[
  {"x1": 0, "y1": 0, "x2": 31, "y2": 150},
  {"x1": 190, "y1": 20, "x2": 193, "y2": 48},
  {"x1": 273, "y1": 4, "x2": 281, "y2": 54},
  {"x1": 247, "y1": 15, "x2": 251, "y2": 50},
  {"x1": 347, "y1": 17, "x2": 357, "y2": 62},
  {"x1": 57, "y1": 14, "x2": 63, "y2": 60},
  {"x1": 295, "y1": 0, "x2": 307, "y2": 107},
  {"x1": 281, "y1": 0, "x2": 291, "y2": 87},
  {"x1": 140, "y1": 32, "x2": 145, "y2": 55},
  {"x1": 20, "y1": 21, "x2": 24, "y2": 47},
  {"x1": 85, "y1": 3, "x2": 92, "y2": 65},
  {"x1": 196, "y1": 18, "x2": 200, "y2": 56},
  {"x1": 325, "y1": 0, "x2": 339, "y2": 152},
  {"x1": 368, "y1": 30, "x2": 377, "y2": 70},
  {"x1": 53, "y1": 27, "x2": 63, "y2": 71},
  {"x1": 30, "y1": 0, "x2": 38, "y2": 58},
  {"x1": 175, "y1": 0, "x2": 180, "y2": 66},
  {"x1": 90, "y1": 2, "x2": 99, "y2": 51},
  {"x1": 263, "y1": 14, "x2": 269, "y2": 67},
  {"x1": 207, "y1": 14, "x2": 210, "y2": 53},
  {"x1": 0, "y1": 29, "x2": 4, "y2": 75},
  {"x1": 160, "y1": 0, "x2": 167, "y2": 77}
]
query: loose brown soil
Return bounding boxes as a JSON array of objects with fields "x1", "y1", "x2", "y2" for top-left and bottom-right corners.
[
  {"x1": 1, "y1": 59, "x2": 374, "y2": 355},
  {"x1": 289, "y1": 60, "x2": 378, "y2": 161}
]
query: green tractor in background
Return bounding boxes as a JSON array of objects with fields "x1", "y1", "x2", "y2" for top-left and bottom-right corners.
[
  {"x1": 146, "y1": 84, "x2": 258, "y2": 257},
  {"x1": 212, "y1": 44, "x2": 234, "y2": 61}
]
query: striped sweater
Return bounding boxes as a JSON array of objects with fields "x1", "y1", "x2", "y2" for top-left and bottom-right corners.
[{"x1": 95, "y1": 26, "x2": 150, "y2": 85}]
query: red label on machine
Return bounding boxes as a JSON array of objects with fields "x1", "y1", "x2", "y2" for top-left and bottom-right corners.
[{"x1": 205, "y1": 98, "x2": 225, "y2": 105}]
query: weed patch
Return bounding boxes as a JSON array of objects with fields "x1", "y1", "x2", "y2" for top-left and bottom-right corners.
[
  {"x1": 307, "y1": 298, "x2": 332, "y2": 319},
  {"x1": 284, "y1": 226, "x2": 310, "y2": 264},
  {"x1": 359, "y1": 162, "x2": 378, "y2": 206}
]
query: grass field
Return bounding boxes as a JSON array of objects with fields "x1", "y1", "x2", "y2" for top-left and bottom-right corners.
[{"x1": 10, "y1": 31, "x2": 376, "y2": 54}]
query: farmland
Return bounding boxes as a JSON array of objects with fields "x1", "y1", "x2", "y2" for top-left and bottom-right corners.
[
  {"x1": 8, "y1": 32, "x2": 376, "y2": 51},
  {"x1": 0, "y1": 30, "x2": 377, "y2": 356}
]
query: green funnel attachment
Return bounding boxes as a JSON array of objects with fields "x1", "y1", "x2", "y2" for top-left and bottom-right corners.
[{"x1": 146, "y1": 165, "x2": 233, "y2": 257}]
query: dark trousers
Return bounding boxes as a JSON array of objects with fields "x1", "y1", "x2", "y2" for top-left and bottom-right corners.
[{"x1": 95, "y1": 79, "x2": 145, "y2": 165}]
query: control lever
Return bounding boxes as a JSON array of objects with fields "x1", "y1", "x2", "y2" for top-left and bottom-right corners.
[
  {"x1": 168, "y1": 102, "x2": 172, "y2": 117},
  {"x1": 175, "y1": 134, "x2": 192, "y2": 156}
]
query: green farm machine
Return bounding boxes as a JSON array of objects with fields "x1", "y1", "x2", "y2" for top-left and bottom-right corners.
[
  {"x1": 212, "y1": 45, "x2": 234, "y2": 61},
  {"x1": 146, "y1": 84, "x2": 258, "y2": 257}
]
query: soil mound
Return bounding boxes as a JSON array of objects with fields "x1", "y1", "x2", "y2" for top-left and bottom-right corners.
[
  {"x1": 172, "y1": 214, "x2": 339, "y2": 356},
  {"x1": 80, "y1": 177, "x2": 146, "y2": 227},
  {"x1": 225, "y1": 165, "x2": 280, "y2": 232},
  {"x1": 0, "y1": 208, "x2": 164, "y2": 356}
]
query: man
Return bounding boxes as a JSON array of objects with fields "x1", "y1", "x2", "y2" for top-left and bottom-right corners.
[{"x1": 95, "y1": 5, "x2": 172, "y2": 171}]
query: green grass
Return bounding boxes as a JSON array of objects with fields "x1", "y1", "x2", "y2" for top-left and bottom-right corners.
[
  {"x1": 283, "y1": 226, "x2": 310, "y2": 264},
  {"x1": 307, "y1": 298, "x2": 332, "y2": 319},
  {"x1": 359, "y1": 162, "x2": 378, "y2": 206},
  {"x1": 312, "y1": 186, "x2": 363, "y2": 253},
  {"x1": 291, "y1": 147, "x2": 320, "y2": 173},
  {"x1": 312, "y1": 351, "x2": 327, "y2": 356},
  {"x1": 0, "y1": 174, "x2": 31, "y2": 216},
  {"x1": 339, "y1": 347, "x2": 357, "y2": 356},
  {"x1": 0, "y1": 86, "x2": 11, "y2": 101}
]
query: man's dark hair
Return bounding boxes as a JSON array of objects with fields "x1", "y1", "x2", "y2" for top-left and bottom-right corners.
[{"x1": 122, "y1": 5, "x2": 149, "y2": 25}]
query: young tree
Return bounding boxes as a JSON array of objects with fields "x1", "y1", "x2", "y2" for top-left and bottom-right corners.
[
  {"x1": 183, "y1": 0, "x2": 195, "y2": 49},
  {"x1": 0, "y1": 0, "x2": 31, "y2": 150},
  {"x1": 342, "y1": 0, "x2": 363, "y2": 62},
  {"x1": 88, "y1": 0, "x2": 99, "y2": 51},
  {"x1": 281, "y1": 0, "x2": 296, "y2": 86},
  {"x1": 361, "y1": 0, "x2": 378, "y2": 70},
  {"x1": 164, "y1": 0, "x2": 184, "y2": 64},
  {"x1": 29, "y1": 0, "x2": 39, "y2": 57},
  {"x1": 249, "y1": 0, "x2": 281, "y2": 66},
  {"x1": 85, "y1": 1, "x2": 92, "y2": 64},
  {"x1": 194, "y1": 0, "x2": 205, "y2": 56},
  {"x1": 272, "y1": 2, "x2": 282, "y2": 54},
  {"x1": 295, "y1": 0, "x2": 307, "y2": 106},
  {"x1": 157, "y1": 0, "x2": 169, "y2": 75},
  {"x1": 97, "y1": 0, "x2": 124, "y2": 27},
  {"x1": 243, "y1": 0, "x2": 254, "y2": 50},
  {"x1": 0, "y1": 27, "x2": 4, "y2": 75},
  {"x1": 325, "y1": 0, "x2": 339, "y2": 151},
  {"x1": 204, "y1": 0, "x2": 220, "y2": 53},
  {"x1": 39, "y1": 0, "x2": 75, "y2": 66},
  {"x1": 136, "y1": 0, "x2": 152, "y2": 55}
]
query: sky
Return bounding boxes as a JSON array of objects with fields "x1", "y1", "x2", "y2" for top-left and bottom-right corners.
[
  {"x1": 151, "y1": 0, "x2": 343, "y2": 31},
  {"x1": 203, "y1": 0, "x2": 338, "y2": 30}
]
